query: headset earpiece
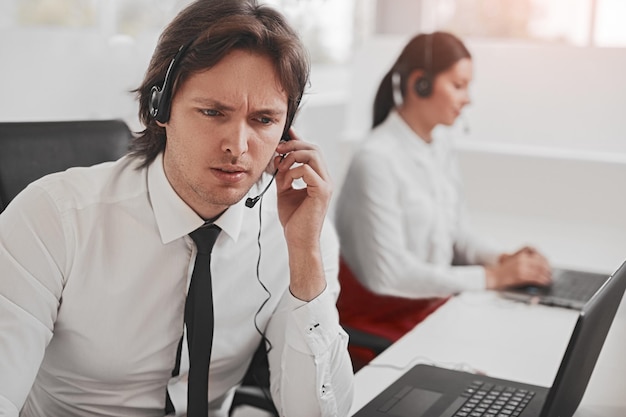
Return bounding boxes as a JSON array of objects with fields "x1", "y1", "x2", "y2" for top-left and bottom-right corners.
[
  {"x1": 149, "y1": 86, "x2": 163, "y2": 120},
  {"x1": 414, "y1": 75, "x2": 433, "y2": 98},
  {"x1": 414, "y1": 33, "x2": 434, "y2": 98},
  {"x1": 149, "y1": 42, "x2": 192, "y2": 124}
]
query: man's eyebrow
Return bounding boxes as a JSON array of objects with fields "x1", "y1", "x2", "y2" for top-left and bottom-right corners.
[
  {"x1": 191, "y1": 97, "x2": 235, "y2": 112},
  {"x1": 250, "y1": 108, "x2": 286, "y2": 117},
  {"x1": 190, "y1": 97, "x2": 286, "y2": 116}
]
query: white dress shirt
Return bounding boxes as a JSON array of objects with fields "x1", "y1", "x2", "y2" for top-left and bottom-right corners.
[
  {"x1": 0, "y1": 152, "x2": 353, "y2": 417},
  {"x1": 335, "y1": 111, "x2": 501, "y2": 299}
]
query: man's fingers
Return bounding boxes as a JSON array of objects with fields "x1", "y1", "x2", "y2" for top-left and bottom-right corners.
[{"x1": 278, "y1": 151, "x2": 327, "y2": 181}]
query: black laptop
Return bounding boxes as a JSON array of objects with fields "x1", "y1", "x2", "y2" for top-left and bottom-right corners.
[
  {"x1": 353, "y1": 260, "x2": 626, "y2": 417},
  {"x1": 500, "y1": 267, "x2": 609, "y2": 310}
]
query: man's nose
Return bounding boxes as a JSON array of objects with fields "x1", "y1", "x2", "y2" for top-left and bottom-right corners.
[{"x1": 221, "y1": 122, "x2": 249, "y2": 157}]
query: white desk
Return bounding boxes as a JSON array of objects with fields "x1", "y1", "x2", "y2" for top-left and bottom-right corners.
[{"x1": 350, "y1": 291, "x2": 626, "y2": 417}]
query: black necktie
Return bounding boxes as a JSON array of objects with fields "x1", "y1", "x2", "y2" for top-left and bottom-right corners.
[
  {"x1": 167, "y1": 224, "x2": 221, "y2": 416},
  {"x1": 187, "y1": 224, "x2": 221, "y2": 416}
]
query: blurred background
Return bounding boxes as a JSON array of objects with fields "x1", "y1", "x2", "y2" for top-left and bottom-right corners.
[{"x1": 1, "y1": 0, "x2": 625, "y2": 273}]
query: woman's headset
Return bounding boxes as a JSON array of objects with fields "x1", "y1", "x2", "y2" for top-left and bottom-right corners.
[
  {"x1": 414, "y1": 33, "x2": 434, "y2": 98},
  {"x1": 391, "y1": 33, "x2": 435, "y2": 106}
]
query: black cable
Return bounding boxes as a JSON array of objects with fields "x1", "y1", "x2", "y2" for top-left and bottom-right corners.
[
  {"x1": 254, "y1": 195, "x2": 273, "y2": 354},
  {"x1": 250, "y1": 195, "x2": 276, "y2": 413}
]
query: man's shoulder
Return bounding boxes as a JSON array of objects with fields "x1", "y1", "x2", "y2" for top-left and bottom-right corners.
[{"x1": 27, "y1": 155, "x2": 147, "y2": 212}]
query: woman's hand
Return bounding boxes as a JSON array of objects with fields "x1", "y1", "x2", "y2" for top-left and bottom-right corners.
[{"x1": 486, "y1": 247, "x2": 552, "y2": 290}]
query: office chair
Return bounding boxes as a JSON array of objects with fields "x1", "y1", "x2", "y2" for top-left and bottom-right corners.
[
  {"x1": 337, "y1": 257, "x2": 449, "y2": 372},
  {"x1": 0, "y1": 119, "x2": 132, "y2": 212},
  {"x1": 229, "y1": 340, "x2": 278, "y2": 416},
  {"x1": 337, "y1": 258, "x2": 393, "y2": 371}
]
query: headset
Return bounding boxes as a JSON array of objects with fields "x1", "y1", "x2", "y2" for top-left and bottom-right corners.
[
  {"x1": 149, "y1": 42, "x2": 193, "y2": 124},
  {"x1": 149, "y1": 41, "x2": 297, "y2": 141},
  {"x1": 391, "y1": 33, "x2": 434, "y2": 106},
  {"x1": 149, "y1": 42, "x2": 300, "y2": 208},
  {"x1": 150, "y1": 41, "x2": 297, "y2": 141},
  {"x1": 414, "y1": 33, "x2": 434, "y2": 98}
]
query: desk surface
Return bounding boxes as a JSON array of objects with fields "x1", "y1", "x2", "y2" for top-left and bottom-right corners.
[{"x1": 350, "y1": 291, "x2": 626, "y2": 417}]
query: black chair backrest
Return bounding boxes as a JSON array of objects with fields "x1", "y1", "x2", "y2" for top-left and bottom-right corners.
[{"x1": 0, "y1": 119, "x2": 132, "y2": 212}]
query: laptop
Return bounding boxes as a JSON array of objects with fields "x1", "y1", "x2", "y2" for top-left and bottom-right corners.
[
  {"x1": 500, "y1": 267, "x2": 609, "y2": 310},
  {"x1": 353, "y1": 260, "x2": 626, "y2": 417}
]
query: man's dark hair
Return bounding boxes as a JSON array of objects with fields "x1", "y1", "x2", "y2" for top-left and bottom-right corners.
[{"x1": 131, "y1": 0, "x2": 310, "y2": 167}]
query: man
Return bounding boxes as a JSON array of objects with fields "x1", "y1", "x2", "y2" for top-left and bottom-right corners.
[{"x1": 0, "y1": 1, "x2": 354, "y2": 416}]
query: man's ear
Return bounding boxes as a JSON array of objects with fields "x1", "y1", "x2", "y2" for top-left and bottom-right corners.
[{"x1": 265, "y1": 151, "x2": 279, "y2": 174}]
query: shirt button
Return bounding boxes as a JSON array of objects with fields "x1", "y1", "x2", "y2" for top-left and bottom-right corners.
[{"x1": 306, "y1": 323, "x2": 320, "y2": 334}]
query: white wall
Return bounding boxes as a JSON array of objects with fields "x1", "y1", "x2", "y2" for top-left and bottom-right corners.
[
  {"x1": 0, "y1": 29, "x2": 155, "y2": 131},
  {"x1": 465, "y1": 41, "x2": 626, "y2": 155},
  {"x1": 456, "y1": 143, "x2": 626, "y2": 274}
]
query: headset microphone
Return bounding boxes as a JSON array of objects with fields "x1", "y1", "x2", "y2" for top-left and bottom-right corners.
[
  {"x1": 461, "y1": 113, "x2": 471, "y2": 135},
  {"x1": 245, "y1": 152, "x2": 287, "y2": 208},
  {"x1": 246, "y1": 126, "x2": 293, "y2": 208},
  {"x1": 245, "y1": 168, "x2": 278, "y2": 208}
]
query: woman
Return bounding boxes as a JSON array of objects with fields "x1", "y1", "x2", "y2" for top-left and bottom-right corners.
[{"x1": 335, "y1": 32, "x2": 551, "y2": 369}]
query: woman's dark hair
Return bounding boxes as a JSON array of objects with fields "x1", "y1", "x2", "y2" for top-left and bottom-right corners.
[
  {"x1": 372, "y1": 31, "x2": 471, "y2": 128},
  {"x1": 130, "y1": 0, "x2": 310, "y2": 167}
]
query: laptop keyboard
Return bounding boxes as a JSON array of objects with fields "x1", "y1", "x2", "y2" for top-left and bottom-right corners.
[
  {"x1": 452, "y1": 380, "x2": 535, "y2": 417},
  {"x1": 550, "y1": 271, "x2": 603, "y2": 302}
]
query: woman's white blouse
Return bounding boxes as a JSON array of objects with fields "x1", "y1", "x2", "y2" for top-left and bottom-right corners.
[{"x1": 335, "y1": 111, "x2": 501, "y2": 298}]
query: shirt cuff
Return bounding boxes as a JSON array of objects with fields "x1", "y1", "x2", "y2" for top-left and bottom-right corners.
[
  {"x1": 478, "y1": 249, "x2": 502, "y2": 266},
  {"x1": 284, "y1": 288, "x2": 343, "y2": 356}
]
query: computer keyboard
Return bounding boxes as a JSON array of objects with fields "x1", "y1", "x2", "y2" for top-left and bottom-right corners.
[
  {"x1": 452, "y1": 380, "x2": 535, "y2": 417},
  {"x1": 550, "y1": 271, "x2": 603, "y2": 302}
]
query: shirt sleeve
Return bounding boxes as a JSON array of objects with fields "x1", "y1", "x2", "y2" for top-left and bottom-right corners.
[
  {"x1": 0, "y1": 185, "x2": 66, "y2": 414},
  {"x1": 336, "y1": 148, "x2": 489, "y2": 299},
  {"x1": 265, "y1": 221, "x2": 354, "y2": 417}
]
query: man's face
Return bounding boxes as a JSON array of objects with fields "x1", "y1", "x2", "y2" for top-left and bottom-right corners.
[{"x1": 160, "y1": 49, "x2": 288, "y2": 219}]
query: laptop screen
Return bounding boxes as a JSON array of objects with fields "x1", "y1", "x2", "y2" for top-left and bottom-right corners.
[{"x1": 540, "y1": 260, "x2": 626, "y2": 417}]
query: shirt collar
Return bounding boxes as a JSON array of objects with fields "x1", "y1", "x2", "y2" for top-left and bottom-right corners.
[
  {"x1": 385, "y1": 110, "x2": 437, "y2": 153},
  {"x1": 147, "y1": 152, "x2": 245, "y2": 244}
]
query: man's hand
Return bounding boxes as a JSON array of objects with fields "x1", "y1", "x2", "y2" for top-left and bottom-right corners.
[{"x1": 274, "y1": 129, "x2": 332, "y2": 301}]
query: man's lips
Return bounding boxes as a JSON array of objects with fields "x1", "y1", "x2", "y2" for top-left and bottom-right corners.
[{"x1": 211, "y1": 166, "x2": 248, "y2": 183}]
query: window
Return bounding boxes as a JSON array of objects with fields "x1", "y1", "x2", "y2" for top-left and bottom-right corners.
[
  {"x1": 262, "y1": 0, "x2": 355, "y2": 64},
  {"x1": 429, "y1": 0, "x2": 626, "y2": 47},
  {"x1": 10, "y1": 0, "x2": 97, "y2": 29},
  {"x1": 0, "y1": 0, "x2": 356, "y2": 64},
  {"x1": 594, "y1": 0, "x2": 626, "y2": 46}
]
